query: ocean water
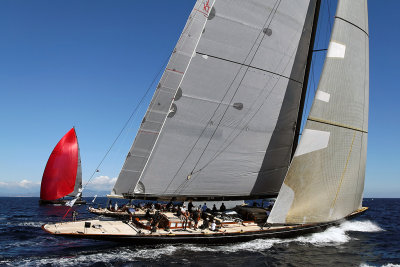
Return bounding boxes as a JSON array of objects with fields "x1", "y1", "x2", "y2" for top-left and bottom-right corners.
[{"x1": 0, "y1": 197, "x2": 398, "y2": 267}]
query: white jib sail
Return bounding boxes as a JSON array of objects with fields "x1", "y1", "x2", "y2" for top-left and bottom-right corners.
[{"x1": 268, "y1": 0, "x2": 369, "y2": 224}]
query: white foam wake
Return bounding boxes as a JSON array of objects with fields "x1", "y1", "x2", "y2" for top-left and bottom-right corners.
[
  {"x1": 7, "y1": 221, "x2": 45, "y2": 227},
  {"x1": 5, "y1": 245, "x2": 179, "y2": 267},
  {"x1": 340, "y1": 220, "x2": 383, "y2": 232},
  {"x1": 184, "y1": 220, "x2": 384, "y2": 252},
  {"x1": 293, "y1": 220, "x2": 383, "y2": 247},
  {"x1": 361, "y1": 264, "x2": 400, "y2": 267}
]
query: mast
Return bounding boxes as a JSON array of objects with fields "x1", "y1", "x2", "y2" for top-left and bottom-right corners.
[
  {"x1": 291, "y1": 0, "x2": 322, "y2": 158},
  {"x1": 251, "y1": 0, "x2": 320, "y2": 197}
]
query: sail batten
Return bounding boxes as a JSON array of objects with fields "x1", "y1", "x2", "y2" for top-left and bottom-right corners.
[{"x1": 268, "y1": 0, "x2": 369, "y2": 224}]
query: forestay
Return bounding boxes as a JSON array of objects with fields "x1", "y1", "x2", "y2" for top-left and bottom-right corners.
[
  {"x1": 112, "y1": 0, "x2": 316, "y2": 199},
  {"x1": 111, "y1": 0, "x2": 216, "y2": 197},
  {"x1": 268, "y1": 0, "x2": 369, "y2": 224}
]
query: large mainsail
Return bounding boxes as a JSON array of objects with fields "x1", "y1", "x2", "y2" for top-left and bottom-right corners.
[
  {"x1": 112, "y1": 0, "x2": 318, "y2": 199},
  {"x1": 268, "y1": 0, "x2": 369, "y2": 224}
]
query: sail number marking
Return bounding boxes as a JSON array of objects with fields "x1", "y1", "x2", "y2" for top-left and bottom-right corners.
[
  {"x1": 194, "y1": 0, "x2": 211, "y2": 17},
  {"x1": 203, "y1": 0, "x2": 210, "y2": 13}
]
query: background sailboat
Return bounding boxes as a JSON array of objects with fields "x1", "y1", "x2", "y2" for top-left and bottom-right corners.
[{"x1": 39, "y1": 128, "x2": 85, "y2": 205}]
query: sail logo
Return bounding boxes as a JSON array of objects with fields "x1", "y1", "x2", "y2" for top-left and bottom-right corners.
[{"x1": 203, "y1": 0, "x2": 210, "y2": 13}]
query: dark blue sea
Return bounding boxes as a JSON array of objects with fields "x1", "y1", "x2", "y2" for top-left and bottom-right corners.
[{"x1": 0, "y1": 197, "x2": 398, "y2": 266}]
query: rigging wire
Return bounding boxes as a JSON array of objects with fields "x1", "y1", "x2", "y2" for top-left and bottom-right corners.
[
  {"x1": 183, "y1": 44, "x2": 300, "y2": 184},
  {"x1": 126, "y1": 0, "x2": 208, "y2": 194},
  {"x1": 81, "y1": 54, "x2": 171, "y2": 192},
  {"x1": 190, "y1": 0, "x2": 282, "y2": 173},
  {"x1": 163, "y1": 0, "x2": 283, "y2": 194},
  {"x1": 177, "y1": 12, "x2": 306, "y2": 193},
  {"x1": 167, "y1": 0, "x2": 283, "y2": 195},
  {"x1": 184, "y1": 6, "x2": 308, "y2": 184},
  {"x1": 65, "y1": 1, "x2": 202, "y2": 211}
]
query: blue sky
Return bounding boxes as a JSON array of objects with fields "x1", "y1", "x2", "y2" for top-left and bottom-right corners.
[{"x1": 0, "y1": 0, "x2": 398, "y2": 197}]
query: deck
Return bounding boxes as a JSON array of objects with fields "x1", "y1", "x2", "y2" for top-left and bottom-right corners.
[{"x1": 42, "y1": 207, "x2": 368, "y2": 243}]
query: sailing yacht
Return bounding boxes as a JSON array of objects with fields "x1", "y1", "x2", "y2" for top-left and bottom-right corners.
[
  {"x1": 39, "y1": 128, "x2": 85, "y2": 205},
  {"x1": 42, "y1": 0, "x2": 369, "y2": 242}
]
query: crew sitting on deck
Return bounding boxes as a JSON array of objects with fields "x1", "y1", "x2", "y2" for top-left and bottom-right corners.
[
  {"x1": 145, "y1": 208, "x2": 151, "y2": 219},
  {"x1": 210, "y1": 220, "x2": 217, "y2": 231},
  {"x1": 180, "y1": 205, "x2": 188, "y2": 230},
  {"x1": 200, "y1": 218, "x2": 210, "y2": 230},
  {"x1": 180, "y1": 205, "x2": 187, "y2": 217},
  {"x1": 192, "y1": 207, "x2": 200, "y2": 230},
  {"x1": 188, "y1": 200, "x2": 194, "y2": 213},
  {"x1": 220, "y1": 203, "x2": 226, "y2": 212},
  {"x1": 180, "y1": 205, "x2": 187, "y2": 219},
  {"x1": 150, "y1": 211, "x2": 163, "y2": 232},
  {"x1": 202, "y1": 203, "x2": 207, "y2": 212},
  {"x1": 121, "y1": 204, "x2": 131, "y2": 212},
  {"x1": 176, "y1": 205, "x2": 182, "y2": 217},
  {"x1": 139, "y1": 202, "x2": 144, "y2": 210},
  {"x1": 128, "y1": 207, "x2": 136, "y2": 222},
  {"x1": 166, "y1": 201, "x2": 173, "y2": 211},
  {"x1": 212, "y1": 204, "x2": 217, "y2": 213}
]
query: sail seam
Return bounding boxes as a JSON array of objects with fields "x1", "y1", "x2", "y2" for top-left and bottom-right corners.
[
  {"x1": 195, "y1": 52, "x2": 302, "y2": 84},
  {"x1": 308, "y1": 117, "x2": 367, "y2": 133},
  {"x1": 334, "y1": 16, "x2": 369, "y2": 37}
]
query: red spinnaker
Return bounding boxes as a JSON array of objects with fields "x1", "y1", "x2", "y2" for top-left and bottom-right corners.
[{"x1": 40, "y1": 128, "x2": 78, "y2": 200}]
